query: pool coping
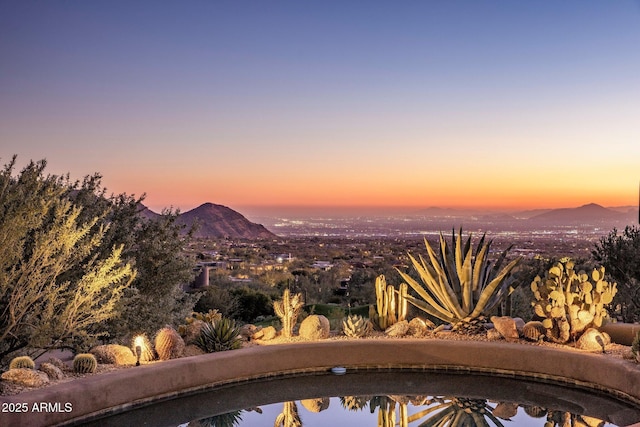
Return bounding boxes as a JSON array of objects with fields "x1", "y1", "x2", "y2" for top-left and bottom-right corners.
[{"x1": 1, "y1": 338, "x2": 640, "y2": 426}]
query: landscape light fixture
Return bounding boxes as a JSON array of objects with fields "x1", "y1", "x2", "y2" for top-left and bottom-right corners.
[{"x1": 134, "y1": 335, "x2": 144, "y2": 366}]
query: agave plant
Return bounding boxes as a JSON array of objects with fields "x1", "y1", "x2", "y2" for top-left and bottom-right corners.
[
  {"x1": 396, "y1": 229, "x2": 521, "y2": 325},
  {"x1": 197, "y1": 318, "x2": 242, "y2": 353}
]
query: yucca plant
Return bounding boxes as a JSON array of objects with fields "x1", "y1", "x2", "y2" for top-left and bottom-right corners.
[
  {"x1": 197, "y1": 318, "x2": 242, "y2": 353},
  {"x1": 397, "y1": 229, "x2": 521, "y2": 326}
]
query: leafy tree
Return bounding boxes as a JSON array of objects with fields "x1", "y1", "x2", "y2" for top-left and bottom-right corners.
[
  {"x1": 593, "y1": 226, "x2": 640, "y2": 322},
  {"x1": 0, "y1": 158, "x2": 135, "y2": 361},
  {"x1": 67, "y1": 175, "x2": 197, "y2": 339}
]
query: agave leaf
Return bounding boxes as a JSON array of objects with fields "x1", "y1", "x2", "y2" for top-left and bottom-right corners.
[
  {"x1": 471, "y1": 239, "x2": 490, "y2": 292},
  {"x1": 469, "y1": 257, "x2": 521, "y2": 318},
  {"x1": 413, "y1": 252, "x2": 463, "y2": 318},
  {"x1": 406, "y1": 403, "x2": 449, "y2": 423},
  {"x1": 417, "y1": 406, "x2": 455, "y2": 427},
  {"x1": 460, "y1": 241, "x2": 474, "y2": 314},
  {"x1": 440, "y1": 237, "x2": 461, "y2": 295},
  {"x1": 399, "y1": 272, "x2": 457, "y2": 323}
]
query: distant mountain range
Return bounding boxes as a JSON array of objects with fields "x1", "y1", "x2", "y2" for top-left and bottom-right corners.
[{"x1": 140, "y1": 203, "x2": 276, "y2": 239}]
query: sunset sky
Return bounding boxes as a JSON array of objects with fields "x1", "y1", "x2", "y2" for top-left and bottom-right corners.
[{"x1": 1, "y1": 1, "x2": 639, "y2": 215}]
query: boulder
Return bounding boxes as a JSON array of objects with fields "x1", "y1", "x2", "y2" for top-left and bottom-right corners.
[
  {"x1": 492, "y1": 402, "x2": 518, "y2": 419},
  {"x1": 240, "y1": 324, "x2": 258, "y2": 341},
  {"x1": 181, "y1": 319, "x2": 205, "y2": 345},
  {"x1": 486, "y1": 328, "x2": 503, "y2": 341},
  {"x1": 408, "y1": 318, "x2": 431, "y2": 337},
  {"x1": 39, "y1": 362, "x2": 64, "y2": 380},
  {"x1": 254, "y1": 326, "x2": 277, "y2": 341},
  {"x1": 299, "y1": 315, "x2": 330, "y2": 340},
  {"x1": 182, "y1": 344, "x2": 207, "y2": 357},
  {"x1": 1, "y1": 368, "x2": 49, "y2": 387},
  {"x1": 301, "y1": 397, "x2": 330, "y2": 413},
  {"x1": 90, "y1": 344, "x2": 137, "y2": 365},
  {"x1": 490, "y1": 316, "x2": 519, "y2": 341},
  {"x1": 385, "y1": 320, "x2": 410, "y2": 337},
  {"x1": 576, "y1": 328, "x2": 610, "y2": 352},
  {"x1": 44, "y1": 357, "x2": 68, "y2": 371}
]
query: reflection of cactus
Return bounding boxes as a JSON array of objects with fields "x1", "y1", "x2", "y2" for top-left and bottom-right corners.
[
  {"x1": 406, "y1": 396, "x2": 505, "y2": 427},
  {"x1": 370, "y1": 275, "x2": 407, "y2": 330},
  {"x1": 73, "y1": 353, "x2": 97, "y2": 373},
  {"x1": 9, "y1": 356, "x2": 35, "y2": 370},
  {"x1": 274, "y1": 401, "x2": 302, "y2": 427},
  {"x1": 191, "y1": 410, "x2": 243, "y2": 427},
  {"x1": 545, "y1": 411, "x2": 605, "y2": 427},
  {"x1": 531, "y1": 260, "x2": 617, "y2": 343},
  {"x1": 274, "y1": 289, "x2": 304, "y2": 338},
  {"x1": 340, "y1": 395, "x2": 369, "y2": 411},
  {"x1": 155, "y1": 326, "x2": 185, "y2": 360},
  {"x1": 342, "y1": 314, "x2": 372, "y2": 338}
]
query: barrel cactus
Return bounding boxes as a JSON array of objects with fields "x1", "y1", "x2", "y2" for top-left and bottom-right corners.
[
  {"x1": 342, "y1": 314, "x2": 372, "y2": 338},
  {"x1": 531, "y1": 260, "x2": 617, "y2": 343},
  {"x1": 154, "y1": 326, "x2": 185, "y2": 360},
  {"x1": 9, "y1": 356, "x2": 35, "y2": 370},
  {"x1": 73, "y1": 353, "x2": 97, "y2": 374}
]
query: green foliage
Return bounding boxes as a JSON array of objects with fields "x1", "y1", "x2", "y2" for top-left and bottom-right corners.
[
  {"x1": 342, "y1": 314, "x2": 372, "y2": 338},
  {"x1": 228, "y1": 287, "x2": 274, "y2": 322},
  {"x1": 273, "y1": 289, "x2": 304, "y2": 338},
  {"x1": 154, "y1": 327, "x2": 185, "y2": 360},
  {"x1": 397, "y1": 229, "x2": 521, "y2": 325},
  {"x1": 196, "y1": 318, "x2": 242, "y2": 353},
  {"x1": 593, "y1": 226, "x2": 640, "y2": 322},
  {"x1": 0, "y1": 157, "x2": 135, "y2": 361},
  {"x1": 531, "y1": 259, "x2": 617, "y2": 343},
  {"x1": 370, "y1": 275, "x2": 407, "y2": 330},
  {"x1": 194, "y1": 285, "x2": 239, "y2": 318},
  {"x1": 73, "y1": 353, "x2": 97, "y2": 373},
  {"x1": 9, "y1": 356, "x2": 35, "y2": 370}
]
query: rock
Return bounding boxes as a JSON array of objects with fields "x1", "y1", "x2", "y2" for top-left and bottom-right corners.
[
  {"x1": 182, "y1": 344, "x2": 207, "y2": 357},
  {"x1": 492, "y1": 402, "x2": 518, "y2": 419},
  {"x1": 490, "y1": 316, "x2": 519, "y2": 341},
  {"x1": 524, "y1": 406, "x2": 548, "y2": 418},
  {"x1": 240, "y1": 324, "x2": 258, "y2": 341},
  {"x1": 408, "y1": 318, "x2": 431, "y2": 337},
  {"x1": 299, "y1": 315, "x2": 330, "y2": 340},
  {"x1": 486, "y1": 328, "x2": 503, "y2": 340},
  {"x1": 1, "y1": 368, "x2": 49, "y2": 387},
  {"x1": 301, "y1": 397, "x2": 330, "y2": 413},
  {"x1": 39, "y1": 362, "x2": 64, "y2": 380},
  {"x1": 514, "y1": 317, "x2": 526, "y2": 332},
  {"x1": 522, "y1": 321, "x2": 546, "y2": 342},
  {"x1": 576, "y1": 328, "x2": 610, "y2": 352},
  {"x1": 259, "y1": 326, "x2": 277, "y2": 341},
  {"x1": 91, "y1": 344, "x2": 137, "y2": 365},
  {"x1": 385, "y1": 320, "x2": 410, "y2": 337},
  {"x1": 45, "y1": 357, "x2": 68, "y2": 371}
]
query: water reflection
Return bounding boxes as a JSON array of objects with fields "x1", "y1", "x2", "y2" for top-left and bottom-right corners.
[{"x1": 187, "y1": 395, "x2": 613, "y2": 427}]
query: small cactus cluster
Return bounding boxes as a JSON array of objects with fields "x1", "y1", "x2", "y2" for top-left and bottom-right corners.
[
  {"x1": 273, "y1": 288, "x2": 304, "y2": 338},
  {"x1": 369, "y1": 275, "x2": 407, "y2": 331},
  {"x1": 342, "y1": 314, "x2": 372, "y2": 338},
  {"x1": 196, "y1": 317, "x2": 242, "y2": 353},
  {"x1": 178, "y1": 310, "x2": 223, "y2": 340},
  {"x1": 154, "y1": 326, "x2": 185, "y2": 360},
  {"x1": 9, "y1": 356, "x2": 35, "y2": 370},
  {"x1": 73, "y1": 353, "x2": 97, "y2": 374},
  {"x1": 531, "y1": 260, "x2": 617, "y2": 343}
]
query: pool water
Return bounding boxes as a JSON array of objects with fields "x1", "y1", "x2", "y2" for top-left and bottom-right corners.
[{"x1": 81, "y1": 370, "x2": 640, "y2": 427}]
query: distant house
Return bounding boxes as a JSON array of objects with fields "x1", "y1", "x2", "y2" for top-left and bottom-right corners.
[{"x1": 311, "y1": 261, "x2": 333, "y2": 271}]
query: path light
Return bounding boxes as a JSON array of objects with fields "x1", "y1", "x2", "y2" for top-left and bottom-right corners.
[{"x1": 134, "y1": 335, "x2": 144, "y2": 366}]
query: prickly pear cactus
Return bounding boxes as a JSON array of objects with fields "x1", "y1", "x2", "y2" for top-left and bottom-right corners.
[
  {"x1": 531, "y1": 260, "x2": 617, "y2": 343},
  {"x1": 73, "y1": 353, "x2": 97, "y2": 374},
  {"x1": 342, "y1": 314, "x2": 372, "y2": 338},
  {"x1": 154, "y1": 326, "x2": 185, "y2": 360},
  {"x1": 273, "y1": 289, "x2": 305, "y2": 338},
  {"x1": 370, "y1": 275, "x2": 408, "y2": 331},
  {"x1": 9, "y1": 356, "x2": 35, "y2": 370}
]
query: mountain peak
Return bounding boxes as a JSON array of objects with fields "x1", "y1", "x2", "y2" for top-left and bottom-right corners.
[{"x1": 177, "y1": 203, "x2": 276, "y2": 239}]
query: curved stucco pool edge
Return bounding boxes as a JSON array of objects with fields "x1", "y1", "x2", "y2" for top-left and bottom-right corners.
[{"x1": 1, "y1": 339, "x2": 640, "y2": 427}]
